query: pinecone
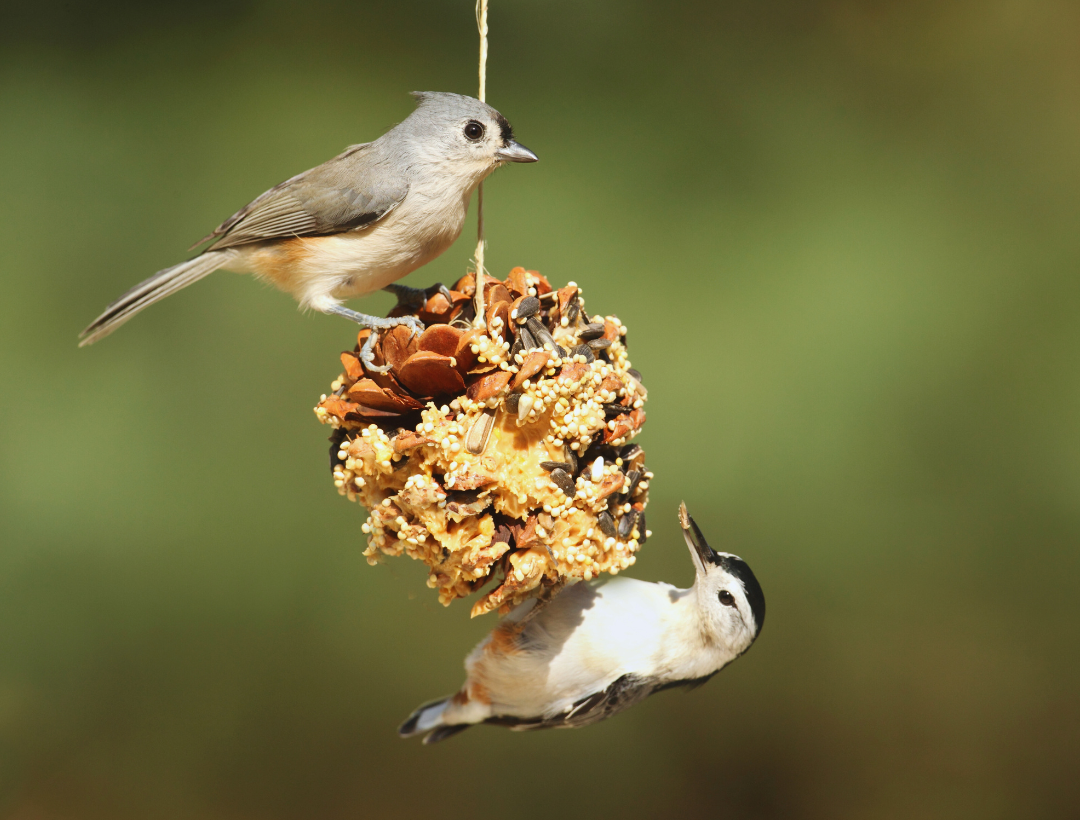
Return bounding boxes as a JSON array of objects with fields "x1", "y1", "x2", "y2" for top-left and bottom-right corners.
[{"x1": 315, "y1": 268, "x2": 651, "y2": 616}]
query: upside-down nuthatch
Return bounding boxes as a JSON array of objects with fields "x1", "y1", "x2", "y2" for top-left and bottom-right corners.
[
  {"x1": 400, "y1": 503, "x2": 765, "y2": 743},
  {"x1": 79, "y1": 91, "x2": 537, "y2": 365}
]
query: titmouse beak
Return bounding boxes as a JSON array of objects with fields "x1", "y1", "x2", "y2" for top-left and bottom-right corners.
[
  {"x1": 495, "y1": 140, "x2": 539, "y2": 163},
  {"x1": 679, "y1": 502, "x2": 719, "y2": 577}
]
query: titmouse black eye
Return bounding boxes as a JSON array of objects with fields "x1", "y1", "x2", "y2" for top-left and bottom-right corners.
[
  {"x1": 718, "y1": 590, "x2": 736, "y2": 607},
  {"x1": 464, "y1": 120, "x2": 485, "y2": 141}
]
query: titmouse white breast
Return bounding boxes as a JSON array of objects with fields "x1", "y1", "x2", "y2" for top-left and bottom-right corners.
[
  {"x1": 400, "y1": 503, "x2": 766, "y2": 744},
  {"x1": 79, "y1": 91, "x2": 537, "y2": 363}
]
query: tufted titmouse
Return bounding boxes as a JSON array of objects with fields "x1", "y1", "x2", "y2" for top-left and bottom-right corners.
[
  {"x1": 79, "y1": 91, "x2": 537, "y2": 363},
  {"x1": 400, "y1": 503, "x2": 766, "y2": 743}
]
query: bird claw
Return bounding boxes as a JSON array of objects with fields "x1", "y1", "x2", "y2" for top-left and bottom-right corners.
[
  {"x1": 359, "y1": 315, "x2": 425, "y2": 372},
  {"x1": 360, "y1": 331, "x2": 392, "y2": 372},
  {"x1": 324, "y1": 305, "x2": 425, "y2": 372}
]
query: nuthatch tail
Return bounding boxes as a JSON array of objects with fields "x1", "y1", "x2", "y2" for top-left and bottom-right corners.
[
  {"x1": 400, "y1": 503, "x2": 765, "y2": 743},
  {"x1": 79, "y1": 91, "x2": 537, "y2": 369}
]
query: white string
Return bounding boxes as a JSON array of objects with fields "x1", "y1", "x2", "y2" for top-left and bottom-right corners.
[{"x1": 473, "y1": 0, "x2": 489, "y2": 327}]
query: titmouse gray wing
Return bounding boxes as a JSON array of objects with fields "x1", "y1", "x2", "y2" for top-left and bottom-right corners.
[{"x1": 191, "y1": 142, "x2": 409, "y2": 252}]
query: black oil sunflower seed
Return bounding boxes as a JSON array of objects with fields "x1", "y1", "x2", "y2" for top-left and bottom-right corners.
[
  {"x1": 517, "y1": 326, "x2": 537, "y2": 351},
  {"x1": 540, "y1": 461, "x2": 573, "y2": 472},
  {"x1": 587, "y1": 338, "x2": 613, "y2": 351},
  {"x1": 563, "y1": 449, "x2": 578, "y2": 475},
  {"x1": 627, "y1": 368, "x2": 644, "y2": 384},
  {"x1": 623, "y1": 469, "x2": 642, "y2": 497},
  {"x1": 598, "y1": 511, "x2": 617, "y2": 538},
  {"x1": 329, "y1": 428, "x2": 349, "y2": 472},
  {"x1": 603, "y1": 402, "x2": 627, "y2": 418},
  {"x1": 505, "y1": 392, "x2": 523, "y2": 414},
  {"x1": 549, "y1": 468, "x2": 576, "y2": 498},
  {"x1": 577, "y1": 323, "x2": 606, "y2": 341},
  {"x1": 509, "y1": 335, "x2": 524, "y2": 359},
  {"x1": 514, "y1": 295, "x2": 540, "y2": 321},
  {"x1": 571, "y1": 344, "x2": 595, "y2": 363},
  {"x1": 527, "y1": 316, "x2": 557, "y2": 350},
  {"x1": 618, "y1": 510, "x2": 638, "y2": 539},
  {"x1": 638, "y1": 513, "x2": 647, "y2": 543},
  {"x1": 566, "y1": 297, "x2": 581, "y2": 325}
]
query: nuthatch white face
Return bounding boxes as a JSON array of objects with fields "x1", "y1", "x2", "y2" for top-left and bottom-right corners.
[
  {"x1": 680, "y1": 503, "x2": 765, "y2": 662},
  {"x1": 79, "y1": 91, "x2": 537, "y2": 366},
  {"x1": 400, "y1": 503, "x2": 765, "y2": 744}
]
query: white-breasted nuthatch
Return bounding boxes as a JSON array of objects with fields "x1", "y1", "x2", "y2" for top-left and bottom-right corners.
[
  {"x1": 79, "y1": 91, "x2": 537, "y2": 366},
  {"x1": 400, "y1": 503, "x2": 765, "y2": 743}
]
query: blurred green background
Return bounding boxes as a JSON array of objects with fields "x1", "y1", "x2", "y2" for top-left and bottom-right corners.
[{"x1": 2, "y1": 0, "x2": 1079, "y2": 817}]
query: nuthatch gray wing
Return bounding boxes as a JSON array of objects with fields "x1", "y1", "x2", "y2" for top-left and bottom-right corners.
[
  {"x1": 79, "y1": 91, "x2": 537, "y2": 365},
  {"x1": 400, "y1": 503, "x2": 765, "y2": 744}
]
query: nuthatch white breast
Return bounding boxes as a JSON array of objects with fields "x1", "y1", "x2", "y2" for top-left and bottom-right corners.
[
  {"x1": 79, "y1": 91, "x2": 537, "y2": 367},
  {"x1": 400, "y1": 503, "x2": 765, "y2": 743}
]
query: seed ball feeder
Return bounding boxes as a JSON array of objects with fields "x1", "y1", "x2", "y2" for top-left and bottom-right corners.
[{"x1": 315, "y1": 268, "x2": 652, "y2": 616}]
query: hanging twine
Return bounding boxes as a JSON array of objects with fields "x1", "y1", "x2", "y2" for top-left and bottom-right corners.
[{"x1": 473, "y1": 0, "x2": 489, "y2": 327}]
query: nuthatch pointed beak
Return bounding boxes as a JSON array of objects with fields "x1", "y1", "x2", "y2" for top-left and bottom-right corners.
[
  {"x1": 679, "y1": 502, "x2": 720, "y2": 574},
  {"x1": 495, "y1": 140, "x2": 539, "y2": 163}
]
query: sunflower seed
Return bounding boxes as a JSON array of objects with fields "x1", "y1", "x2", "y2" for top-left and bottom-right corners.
[
  {"x1": 638, "y1": 513, "x2": 647, "y2": 543},
  {"x1": 598, "y1": 511, "x2": 617, "y2": 538},
  {"x1": 329, "y1": 428, "x2": 349, "y2": 472},
  {"x1": 566, "y1": 297, "x2": 581, "y2": 325},
  {"x1": 623, "y1": 469, "x2": 642, "y2": 497},
  {"x1": 589, "y1": 456, "x2": 605, "y2": 482},
  {"x1": 505, "y1": 392, "x2": 523, "y2": 414},
  {"x1": 540, "y1": 461, "x2": 573, "y2": 472},
  {"x1": 526, "y1": 316, "x2": 558, "y2": 350},
  {"x1": 577, "y1": 323, "x2": 606, "y2": 341},
  {"x1": 587, "y1": 338, "x2": 612, "y2": 351},
  {"x1": 514, "y1": 295, "x2": 540, "y2": 321},
  {"x1": 509, "y1": 335, "x2": 524, "y2": 359},
  {"x1": 549, "y1": 468, "x2": 576, "y2": 498},
  {"x1": 603, "y1": 402, "x2": 627, "y2": 418},
  {"x1": 620, "y1": 444, "x2": 643, "y2": 466},
  {"x1": 465, "y1": 408, "x2": 497, "y2": 455},
  {"x1": 517, "y1": 326, "x2": 537, "y2": 351},
  {"x1": 571, "y1": 344, "x2": 595, "y2": 363},
  {"x1": 618, "y1": 510, "x2": 638, "y2": 539},
  {"x1": 517, "y1": 394, "x2": 535, "y2": 421},
  {"x1": 564, "y1": 449, "x2": 578, "y2": 475},
  {"x1": 627, "y1": 368, "x2": 644, "y2": 384}
]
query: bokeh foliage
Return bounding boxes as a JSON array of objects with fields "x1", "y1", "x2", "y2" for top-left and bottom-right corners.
[{"x1": 2, "y1": 1, "x2": 1079, "y2": 817}]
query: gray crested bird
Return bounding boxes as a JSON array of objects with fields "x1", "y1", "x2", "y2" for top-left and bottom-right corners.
[
  {"x1": 79, "y1": 91, "x2": 538, "y2": 368},
  {"x1": 399, "y1": 503, "x2": 766, "y2": 744}
]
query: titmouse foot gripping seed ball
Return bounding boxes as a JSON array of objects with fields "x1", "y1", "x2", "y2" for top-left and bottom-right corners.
[{"x1": 315, "y1": 268, "x2": 651, "y2": 616}]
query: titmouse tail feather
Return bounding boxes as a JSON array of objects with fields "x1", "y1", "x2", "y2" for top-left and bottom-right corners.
[{"x1": 78, "y1": 252, "x2": 228, "y2": 346}]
